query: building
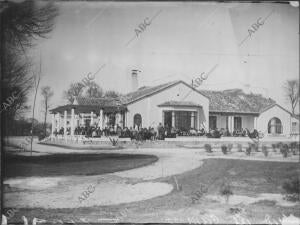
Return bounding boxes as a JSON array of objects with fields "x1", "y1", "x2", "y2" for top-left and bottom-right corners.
[{"x1": 50, "y1": 71, "x2": 299, "y2": 137}]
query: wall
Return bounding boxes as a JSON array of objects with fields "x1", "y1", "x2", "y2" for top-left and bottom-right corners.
[
  {"x1": 126, "y1": 82, "x2": 210, "y2": 129},
  {"x1": 291, "y1": 117, "x2": 299, "y2": 134},
  {"x1": 257, "y1": 105, "x2": 291, "y2": 136}
]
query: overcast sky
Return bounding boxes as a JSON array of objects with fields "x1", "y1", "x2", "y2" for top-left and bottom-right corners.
[{"x1": 28, "y1": 1, "x2": 299, "y2": 121}]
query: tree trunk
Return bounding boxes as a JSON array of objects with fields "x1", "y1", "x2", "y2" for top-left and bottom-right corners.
[
  {"x1": 43, "y1": 99, "x2": 47, "y2": 137},
  {"x1": 30, "y1": 75, "x2": 40, "y2": 156}
]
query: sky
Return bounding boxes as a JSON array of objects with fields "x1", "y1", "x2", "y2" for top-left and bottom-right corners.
[{"x1": 27, "y1": 1, "x2": 299, "y2": 121}]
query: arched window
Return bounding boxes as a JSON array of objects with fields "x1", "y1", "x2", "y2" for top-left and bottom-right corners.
[
  {"x1": 133, "y1": 114, "x2": 142, "y2": 129},
  {"x1": 268, "y1": 117, "x2": 282, "y2": 134}
]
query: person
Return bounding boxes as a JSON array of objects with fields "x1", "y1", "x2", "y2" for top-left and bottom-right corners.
[
  {"x1": 116, "y1": 125, "x2": 122, "y2": 137},
  {"x1": 170, "y1": 126, "x2": 177, "y2": 137},
  {"x1": 92, "y1": 129, "x2": 97, "y2": 137}
]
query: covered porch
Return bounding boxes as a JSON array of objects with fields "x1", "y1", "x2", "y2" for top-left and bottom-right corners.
[
  {"x1": 208, "y1": 111, "x2": 259, "y2": 134},
  {"x1": 50, "y1": 105, "x2": 127, "y2": 136},
  {"x1": 158, "y1": 101, "x2": 206, "y2": 131}
]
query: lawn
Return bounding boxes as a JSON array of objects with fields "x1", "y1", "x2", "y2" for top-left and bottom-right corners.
[
  {"x1": 4, "y1": 153, "x2": 158, "y2": 178},
  {"x1": 5, "y1": 158, "x2": 299, "y2": 223}
]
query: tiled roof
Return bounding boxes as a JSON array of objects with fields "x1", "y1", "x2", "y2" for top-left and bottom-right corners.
[
  {"x1": 121, "y1": 80, "x2": 181, "y2": 104},
  {"x1": 75, "y1": 96, "x2": 123, "y2": 107},
  {"x1": 200, "y1": 89, "x2": 276, "y2": 114},
  {"x1": 158, "y1": 101, "x2": 202, "y2": 107},
  {"x1": 50, "y1": 104, "x2": 127, "y2": 114},
  {"x1": 51, "y1": 81, "x2": 278, "y2": 115}
]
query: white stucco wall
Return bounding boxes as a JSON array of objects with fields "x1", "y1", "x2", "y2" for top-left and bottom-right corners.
[
  {"x1": 257, "y1": 105, "x2": 291, "y2": 136},
  {"x1": 241, "y1": 115, "x2": 255, "y2": 130},
  {"x1": 125, "y1": 82, "x2": 209, "y2": 130},
  {"x1": 291, "y1": 117, "x2": 299, "y2": 134}
]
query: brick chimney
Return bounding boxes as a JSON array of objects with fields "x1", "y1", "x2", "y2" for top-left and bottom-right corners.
[{"x1": 131, "y1": 69, "x2": 140, "y2": 91}]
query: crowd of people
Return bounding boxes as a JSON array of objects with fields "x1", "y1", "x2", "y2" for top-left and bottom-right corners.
[
  {"x1": 207, "y1": 127, "x2": 261, "y2": 138},
  {"x1": 53, "y1": 124, "x2": 261, "y2": 141}
]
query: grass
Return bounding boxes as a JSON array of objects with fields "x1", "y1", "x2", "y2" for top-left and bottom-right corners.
[
  {"x1": 7, "y1": 158, "x2": 300, "y2": 223},
  {"x1": 4, "y1": 153, "x2": 158, "y2": 178}
]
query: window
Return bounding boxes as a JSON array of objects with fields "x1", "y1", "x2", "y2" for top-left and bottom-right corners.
[
  {"x1": 133, "y1": 114, "x2": 142, "y2": 128},
  {"x1": 209, "y1": 116, "x2": 217, "y2": 130},
  {"x1": 234, "y1": 117, "x2": 242, "y2": 131},
  {"x1": 268, "y1": 117, "x2": 282, "y2": 134}
]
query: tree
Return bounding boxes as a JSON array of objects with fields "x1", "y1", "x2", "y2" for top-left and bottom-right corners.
[
  {"x1": 104, "y1": 90, "x2": 121, "y2": 98},
  {"x1": 283, "y1": 79, "x2": 299, "y2": 115},
  {"x1": 30, "y1": 60, "x2": 41, "y2": 156},
  {"x1": 41, "y1": 86, "x2": 53, "y2": 137},
  {"x1": 83, "y1": 81, "x2": 103, "y2": 98},
  {"x1": 0, "y1": 0, "x2": 58, "y2": 136},
  {"x1": 63, "y1": 82, "x2": 85, "y2": 104}
]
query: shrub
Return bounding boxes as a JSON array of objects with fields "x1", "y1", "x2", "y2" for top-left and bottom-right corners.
[
  {"x1": 229, "y1": 207, "x2": 242, "y2": 214},
  {"x1": 237, "y1": 143, "x2": 243, "y2": 152},
  {"x1": 109, "y1": 137, "x2": 119, "y2": 146},
  {"x1": 289, "y1": 142, "x2": 298, "y2": 155},
  {"x1": 280, "y1": 144, "x2": 289, "y2": 158},
  {"x1": 38, "y1": 134, "x2": 46, "y2": 141},
  {"x1": 262, "y1": 145, "x2": 268, "y2": 157},
  {"x1": 221, "y1": 144, "x2": 228, "y2": 154},
  {"x1": 204, "y1": 144, "x2": 212, "y2": 153},
  {"x1": 227, "y1": 143, "x2": 233, "y2": 152},
  {"x1": 271, "y1": 143, "x2": 277, "y2": 152},
  {"x1": 245, "y1": 146, "x2": 251, "y2": 156},
  {"x1": 220, "y1": 182, "x2": 233, "y2": 203},
  {"x1": 282, "y1": 178, "x2": 300, "y2": 201},
  {"x1": 277, "y1": 142, "x2": 283, "y2": 149},
  {"x1": 249, "y1": 142, "x2": 259, "y2": 152}
]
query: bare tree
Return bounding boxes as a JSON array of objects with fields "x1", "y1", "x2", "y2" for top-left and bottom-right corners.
[
  {"x1": 63, "y1": 82, "x2": 85, "y2": 104},
  {"x1": 1, "y1": 0, "x2": 58, "y2": 138},
  {"x1": 83, "y1": 81, "x2": 103, "y2": 98},
  {"x1": 41, "y1": 86, "x2": 54, "y2": 137},
  {"x1": 30, "y1": 61, "x2": 41, "y2": 156},
  {"x1": 283, "y1": 79, "x2": 299, "y2": 115},
  {"x1": 1, "y1": 0, "x2": 58, "y2": 52}
]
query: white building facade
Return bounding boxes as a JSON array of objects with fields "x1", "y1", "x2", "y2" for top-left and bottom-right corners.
[{"x1": 50, "y1": 72, "x2": 299, "y2": 137}]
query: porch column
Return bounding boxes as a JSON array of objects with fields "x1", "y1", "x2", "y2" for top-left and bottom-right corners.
[
  {"x1": 90, "y1": 111, "x2": 94, "y2": 126},
  {"x1": 162, "y1": 111, "x2": 165, "y2": 126},
  {"x1": 232, "y1": 116, "x2": 235, "y2": 132},
  {"x1": 172, "y1": 111, "x2": 175, "y2": 128},
  {"x1": 71, "y1": 108, "x2": 75, "y2": 135},
  {"x1": 64, "y1": 110, "x2": 67, "y2": 135},
  {"x1": 191, "y1": 112, "x2": 195, "y2": 129},
  {"x1": 81, "y1": 115, "x2": 84, "y2": 126},
  {"x1": 228, "y1": 116, "x2": 234, "y2": 133},
  {"x1": 116, "y1": 112, "x2": 122, "y2": 127},
  {"x1": 99, "y1": 109, "x2": 103, "y2": 129},
  {"x1": 254, "y1": 116, "x2": 258, "y2": 130},
  {"x1": 57, "y1": 113, "x2": 61, "y2": 130},
  {"x1": 75, "y1": 115, "x2": 79, "y2": 129},
  {"x1": 104, "y1": 114, "x2": 108, "y2": 128},
  {"x1": 51, "y1": 114, "x2": 55, "y2": 134}
]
